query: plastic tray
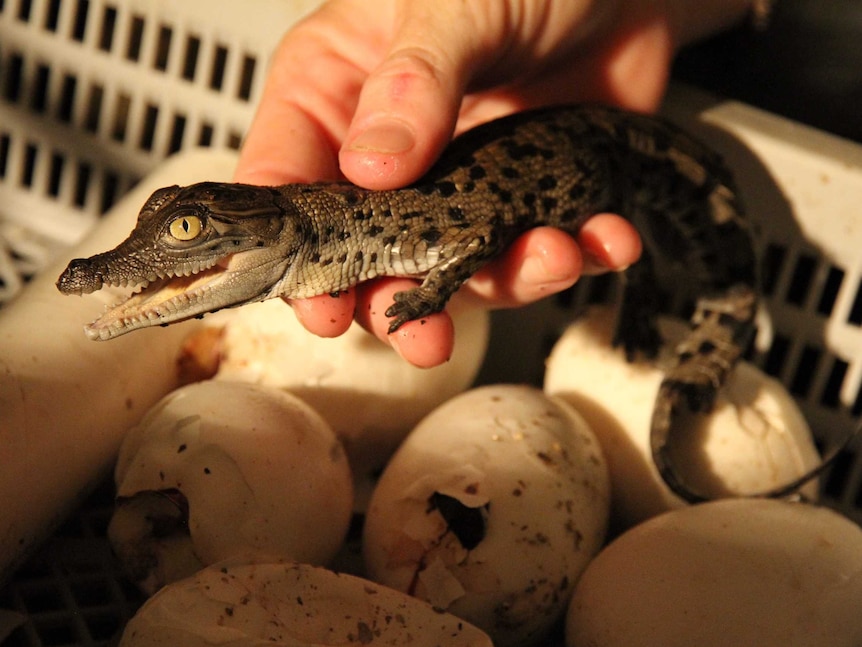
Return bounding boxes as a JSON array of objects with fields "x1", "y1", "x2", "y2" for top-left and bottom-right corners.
[{"x1": 1, "y1": 1, "x2": 861, "y2": 645}]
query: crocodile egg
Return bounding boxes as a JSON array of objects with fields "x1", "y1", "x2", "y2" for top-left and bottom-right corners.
[
  {"x1": 566, "y1": 499, "x2": 862, "y2": 647},
  {"x1": 181, "y1": 297, "x2": 488, "y2": 507},
  {"x1": 109, "y1": 381, "x2": 353, "y2": 594},
  {"x1": 119, "y1": 558, "x2": 493, "y2": 647},
  {"x1": 363, "y1": 384, "x2": 610, "y2": 647},
  {"x1": 544, "y1": 305, "x2": 821, "y2": 529}
]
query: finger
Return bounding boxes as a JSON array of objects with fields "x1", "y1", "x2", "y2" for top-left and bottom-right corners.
[
  {"x1": 354, "y1": 278, "x2": 455, "y2": 368},
  {"x1": 576, "y1": 213, "x2": 643, "y2": 275},
  {"x1": 284, "y1": 291, "x2": 357, "y2": 338},
  {"x1": 338, "y1": 4, "x2": 482, "y2": 189},
  {"x1": 466, "y1": 227, "x2": 584, "y2": 309}
]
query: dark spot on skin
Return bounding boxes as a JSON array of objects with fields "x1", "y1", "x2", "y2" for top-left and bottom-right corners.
[
  {"x1": 369, "y1": 252, "x2": 378, "y2": 263},
  {"x1": 337, "y1": 253, "x2": 348, "y2": 264},
  {"x1": 429, "y1": 492, "x2": 488, "y2": 551},
  {"x1": 320, "y1": 258, "x2": 333, "y2": 266},
  {"x1": 402, "y1": 211, "x2": 423, "y2": 220},
  {"x1": 311, "y1": 252, "x2": 321, "y2": 263},
  {"x1": 420, "y1": 229, "x2": 442, "y2": 244},
  {"x1": 204, "y1": 467, "x2": 211, "y2": 474},
  {"x1": 698, "y1": 340, "x2": 717, "y2": 355},
  {"x1": 523, "y1": 193, "x2": 537, "y2": 208},
  {"x1": 416, "y1": 184, "x2": 436, "y2": 196},
  {"x1": 177, "y1": 444, "x2": 187, "y2": 453},
  {"x1": 469, "y1": 165, "x2": 487, "y2": 180},
  {"x1": 367, "y1": 224, "x2": 385, "y2": 236},
  {"x1": 383, "y1": 235, "x2": 397, "y2": 247},
  {"x1": 343, "y1": 190, "x2": 360, "y2": 205},
  {"x1": 448, "y1": 206, "x2": 465, "y2": 221},
  {"x1": 436, "y1": 181, "x2": 457, "y2": 197},
  {"x1": 542, "y1": 197, "x2": 558, "y2": 212},
  {"x1": 354, "y1": 250, "x2": 363, "y2": 263},
  {"x1": 488, "y1": 181, "x2": 513, "y2": 201},
  {"x1": 502, "y1": 166, "x2": 520, "y2": 179},
  {"x1": 457, "y1": 153, "x2": 476, "y2": 168},
  {"x1": 504, "y1": 141, "x2": 539, "y2": 160},
  {"x1": 538, "y1": 175, "x2": 558, "y2": 191},
  {"x1": 338, "y1": 230, "x2": 351, "y2": 241},
  {"x1": 462, "y1": 181, "x2": 476, "y2": 192}
]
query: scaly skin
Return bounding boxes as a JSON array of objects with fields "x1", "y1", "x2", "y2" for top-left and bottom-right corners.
[{"x1": 57, "y1": 104, "x2": 760, "y2": 502}]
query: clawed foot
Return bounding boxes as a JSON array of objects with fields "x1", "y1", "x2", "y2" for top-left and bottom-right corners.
[{"x1": 385, "y1": 287, "x2": 445, "y2": 334}]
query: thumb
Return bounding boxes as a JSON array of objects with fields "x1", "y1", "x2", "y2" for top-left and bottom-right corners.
[{"x1": 338, "y1": 3, "x2": 482, "y2": 190}]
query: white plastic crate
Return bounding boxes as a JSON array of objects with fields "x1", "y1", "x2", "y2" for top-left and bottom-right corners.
[{"x1": 1, "y1": 1, "x2": 861, "y2": 645}]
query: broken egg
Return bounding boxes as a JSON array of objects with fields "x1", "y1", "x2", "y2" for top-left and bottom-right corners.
[
  {"x1": 182, "y1": 297, "x2": 489, "y2": 507},
  {"x1": 119, "y1": 558, "x2": 494, "y2": 647},
  {"x1": 363, "y1": 384, "x2": 610, "y2": 647},
  {"x1": 109, "y1": 380, "x2": 353, "y2": 594}
]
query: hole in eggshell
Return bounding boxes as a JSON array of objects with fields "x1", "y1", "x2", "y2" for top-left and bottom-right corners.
[{"x1": 428, "y1": 492, "x2": 488, "y2": 551}]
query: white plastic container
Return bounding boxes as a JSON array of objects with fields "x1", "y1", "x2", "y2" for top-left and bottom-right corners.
[{"x1": 0, "y1": 1, "x2": 860, "y2": 645}]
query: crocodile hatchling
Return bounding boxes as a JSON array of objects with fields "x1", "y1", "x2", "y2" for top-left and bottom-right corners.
[{"x1": 57, "y1": 104, "x2": 768, "y2": 502}]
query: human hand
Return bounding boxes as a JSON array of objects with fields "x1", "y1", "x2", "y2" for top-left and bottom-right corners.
[{"x1": 235, "y1": 0, "x2": 754, "y2": 367}]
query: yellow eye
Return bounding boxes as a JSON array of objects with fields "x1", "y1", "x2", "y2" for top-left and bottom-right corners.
[{"x1": 169, "y1": 215, "x2": 203, "y2": 241}]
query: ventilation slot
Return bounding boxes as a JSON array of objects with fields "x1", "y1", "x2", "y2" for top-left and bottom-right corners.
[
  {"x1": 43, "y1": 0, "x2": 61, "y2": 31},
  {"x1": 98, "y1": 5, "x2": 117, "y2": 52},
  {"x1": 154, "y1": 24, "x2": 172, "y2": 71},
  {"x1": 71, "y1": 0, "x2": 89, "y2": 42},
  {"x1": 126, "y1": 14, "x2": 145, "y2": 61},
  {"x1": 788, "y1": 344, "x2": 821, "y2": 397},
  {"x1": 209, "y1": 44, "x2": 228, "y2": 91},
  {"x1": 182, "y1": 35, "x2": 200, "y2": 81},
  {"x1": 784, "y1": 253, "x2": 816, "y2": 306},
  {"x1": 237, "y1": 54, "x2": 256, "y2": 101}
]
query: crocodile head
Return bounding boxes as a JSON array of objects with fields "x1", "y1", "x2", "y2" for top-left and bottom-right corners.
[{"x1": 57, "y1": 182, "x2": 301, "y2": 340}]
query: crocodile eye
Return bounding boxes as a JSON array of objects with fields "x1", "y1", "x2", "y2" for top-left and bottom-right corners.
[{"x1": 169, "y1": 215, "x2": 203, "y2": 241}]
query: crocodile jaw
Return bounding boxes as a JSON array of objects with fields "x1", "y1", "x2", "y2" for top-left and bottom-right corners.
[{"x1": 84, "y1": 253, "x2": 280, "y2": 340}]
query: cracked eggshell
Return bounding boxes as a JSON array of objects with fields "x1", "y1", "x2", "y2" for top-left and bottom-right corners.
[
  {"x1": 566, "y1": 499, "x2": 862, "y2": 647},
  {"x1": 544, "y1": 306, "x2": 820, "y2": 529},
  {"x1": 363, "y1": 384, "x2": 610, "y2": 647},
  {"x1": 119, "y1": 559, "x2": 493, "y2": 647},
  {"x1": 111, "y1": 381, "x2": 353, "y2": 594},
  {"x1": 187, "y1": 297, "x2": 489, "y2": 506}
]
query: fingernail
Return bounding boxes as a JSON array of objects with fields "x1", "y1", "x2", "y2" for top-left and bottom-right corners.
[
  {"x1": 519, "y1": 254, "x2": 571, "y2": 285},
  {"x1": 347, "y1": 120, "x2": 415, "y2": 154}
]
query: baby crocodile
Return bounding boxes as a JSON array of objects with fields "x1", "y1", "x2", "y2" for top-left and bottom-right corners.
[{"x1": 58, "y1": 104, "x2": 760, "y2": 502}]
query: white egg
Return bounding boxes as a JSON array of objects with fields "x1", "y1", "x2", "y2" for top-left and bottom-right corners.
[
  {"x1": 544, "y1": 306, "x2": 821, "y2": 528},
  {"x1": 566, "y1": 499, "x2": 862, "y2": 647},
  {"x1": 110, "y1": 381, "x2": 353, "y2": 594},
  {"x1": 363, "y1": 384, "x2": 610, "y2": 647},
  {"x1": 119, "y1": 558, "x2": 493, "y2": 647},
  {"x1": 182, "y1": 297, "x2": 489, "y2": 506}
]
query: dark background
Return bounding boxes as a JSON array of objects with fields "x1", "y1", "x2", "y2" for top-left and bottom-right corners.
[{"x1": 674, "y1": 0, "x2": 862, "y2": 143}]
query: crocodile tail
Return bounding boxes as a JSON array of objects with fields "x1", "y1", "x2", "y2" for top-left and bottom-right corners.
[
  {"x1": 650, "y1": 283, "x2": 757, "y2": 503},
  {"x1": 650, "y1": 282, "x2": 860, "y2": 502}
]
